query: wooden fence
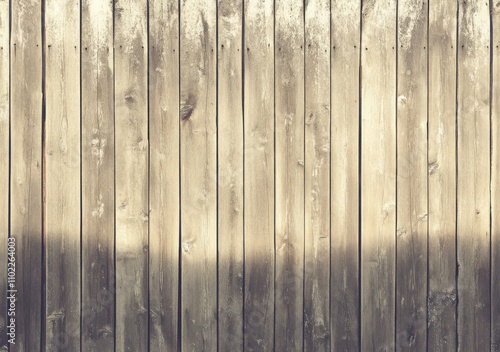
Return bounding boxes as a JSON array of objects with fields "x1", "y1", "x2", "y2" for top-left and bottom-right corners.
[{"x1": 1, "y1": 0, "x2": 499, "y2": 350}]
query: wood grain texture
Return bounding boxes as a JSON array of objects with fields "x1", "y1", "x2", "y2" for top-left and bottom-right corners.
[
  {"x1": 148, "y1": 0, "x2": 179, "y2": 351},
  {"x1": 360, "y1": 0, "x2": 397, "y2": 350},
  {"x1": 304, "y1": 0, "x2": 330, "y2": 350},
  {"x1": 275, "y1": 1, "x2": 304, "y2": 350},
  {"x1": 217, "y1": 0, "x2": 244, "y2": 350},
  {"x1": 179, "y1": 0, "x2": 217, "y2": 350},
  {"x1": 396, "y1": 0, "x2": 428, "y2": 350},
  {"x1": 243, "y1": 0, "x2": 275, "y2": 350},
  {"x1": 331, "y1": 0, "x2": 361, "y2": 349},
  {"x1": 457, "y1": 0, "x2": 491, "y2": 351},
  {"x1": 428, "y1": 0, "x2": 457, "y2": 350},
  {"x1": 81, "y1": 0, "x2": 114, "y2": 350},
  {"x1": 114, "y1": 0, "x2": 149, "y2": 350},
  {"x1": 44, "y1": 0, "x2": 81, "y2": 349}
]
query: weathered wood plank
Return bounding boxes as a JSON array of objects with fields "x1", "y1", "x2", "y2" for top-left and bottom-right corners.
[
  {"x1": 457, "y1": 1, "x2": 491, "y2": 351},
  {"x1": 114, "y1": 0, "x2": 149, "y2": 350},
  {"x1": 396, "y1": 0, "x2": 428, "y2": 350},
  {"x1": 81, "y1": 0, "x2": 114, "y2": 350},
  {"x1": 360, "y1": 0, "x2": 397, "y2": 350},
  {"x1": 331, "y1": 0, "x2": 361, "y2": 349},
  {"x1": 304, "y1": 0, "x2": 330, "y2": 350},
  {"x1": 148, "y1": 0, "x2": 179, "y2": 351},
  {"x1": 275, "y1": 1, "x2": 304, "y2": 350},
  {"x1": 243, "y1": 0, "x2": 275, "y2": 350},
  {"x1": 428, "y1": 0, "x2": 457, "y2": 350},
  {"x1": 179, "y1": 0, "x2": 217, "y2": 350},
  {"x1": 44, "y1": 0, "x2": 81, "y2": 349},
  {"x1": 217, "y1": 0, "x2": 244, "y2": 350}
]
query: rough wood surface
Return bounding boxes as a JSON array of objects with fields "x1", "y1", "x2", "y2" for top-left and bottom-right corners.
[
  {"x1": 179, "y1": 0, "x2": 217, "y2": 350},
  {"x1": 396, "y1": 0, "x2": 428, "y2": 350},
  {"x1": 428, "y1": 0, "x2": 457, "y2": 350},
  {"x1": 331, "y1": 0, "x2": 361, "y2": 349},
  {"x1": 243, "y1": 0, "x2": 275, "y2": 350},
  {"x1": 148, "y1": 0, "x2": 179, "y2": 351},
  {"x1": 114, "y1": 0, "x2": 149, "y2": 350},
  {"x1": 217, "y1": 0, "x2": 244, "y2": 350},
  {"x1": 360, "y1": 0, "x2": 397, "y2": 350},
  {"x1": 81, "y1": 0, "x2": 114, "y2": 350},
  {"x1": 304, "y1": 0, "x2": 330, "y2": 350}
]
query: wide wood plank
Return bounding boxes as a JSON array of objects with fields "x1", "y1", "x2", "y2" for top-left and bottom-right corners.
[
  {"x1": 81, "y1": 0, "x2": 114, "y2": 350},
  {"x1": 217, "y1": 0, "x2": 244, "y2": 350},
  {"x1": 243, "y1": 0, "x2": 275, "y2": 350},
  {"x1": 179, "y1": 0, "x2": 217, "y2": 350},
  {"x1": 148, "y1": 0, "x2": 179, "y2": 351},
  {"x1": 275, "y1": 1, "x2": 304, "y2": 350},
  {"x1": 331, "y1": 0, "x2": 361, "y2": 349},
  {"x1": 304, "y1": 0, "x2": 330, "y2": 350},
  {"x1": 428, "y1": 0, "x2": 457, "y2": 350},
  {"x1": 114, "y1": 0, "x2": 149, "y2": 350},
  {"x1": 396, "y1": 0, "x2": 428, "y2": 350},
  {"x1": 44, "y1": 0, "x2": 81, "y2": 349},
  {"x1": 360, "y1": 0, "x2": 397, "y2": 350},
  {"x1": 457, "y1": 1, "x2": 491, "y2": 351}
]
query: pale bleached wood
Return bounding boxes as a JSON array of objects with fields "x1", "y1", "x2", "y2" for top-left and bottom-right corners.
[
  {"x1": 0, "y1": 0, "x2": 8, "y2": 348},
  {"x1": 217, "y1": 0, "x2": 244, "y2": 350},
  {"x1": 304, "y1": 0, "x2": 330, "y2": 350},
  {"x1": 148, "y1": 0, "x2": 179, "y2": 350},
  {"x1": 243, "y1": 0, "x2": 275, "y2": 350},
  {"x1": 44, "y1": 0, "x2": 80, "y2": 349},
  {"x1": 428, "y1": 0, "x2": 457, "y2": 350},
  {"x1": 81, "y1": 0, "x2": 114, "y2": 350},
  {"x1": 179, "y1": 0, "x2": 217, "y2": 350},
  {"x1": 331, "y1": 0, "x2": 360, "y2": 349},
  {"x1": 114, "y1": 0, "x2": 149, "y2": 350},
  {"x1": 360, "y1": 0, "x2": 397, "y2": 350},
  {"x1": 396, "y1": 0, "x2": 428, "y2": 350},
  {"x1": 457, "y1": 1, "x2": 491, "y2": 351},
  {"x1": 275, "y1": 1, "x2": 304, "y2": 350}
]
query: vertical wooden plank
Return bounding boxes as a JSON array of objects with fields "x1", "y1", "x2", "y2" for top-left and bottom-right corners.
[
  {"x1": 179, "y1": 0, "x2": 217, "y2": 350},
  {"x1": 428, "y1": 0, "x2": 457, "y2": 350},
  {"x1": 217, "y1": 0, "x2": 243, "y2": 350},
  {"x1": 0, "y1": 0, "x2": 8, "y2": 348},
  {"x1": 360, "y1": 0, "x2": 397, "y2": 350},
  {"x1": 304, "y1": 0, "x2": 330, "y2": 350},
  {"x1": 44, "y1": 0, "x2": 80, "y2": 349},
  {"x1": 331, "y1": 0, "x2": 361, "y2": 349},
  {"x1": 81, "y1": 0, "x2": 114, "y2": 350},
  {"x1": 114, "y1": 0, "x2": 148, "y2": 349},
  {"x1": 148, "y1": 0, "x2": 179, "y2": 350},
  {"x1": 10, "y1": 0, "x2": 43, "y2": 350},
  {"x1": 275, "y1": 1, "x2": 304, "y2": 350},
  {"x1": 457, "y1": 0, "x2": 491, "y2": 351},
  {"x1": 243, "y1": 0, "x2": 274, "y2": 350},
  {"x1": 396, "y1": 0, "x2": 428, "y2": 350}
]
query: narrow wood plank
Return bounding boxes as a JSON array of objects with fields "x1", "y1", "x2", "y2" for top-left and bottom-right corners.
[
  {"x1": 275, "y1": 1, "x2": 304, "y2": 350},
  {"x1": 243, "y1": 0, "x2": 274, "y2": 350},
  {"x1": 428, "y1": 0, "x2": 457, "y2": 350},
  {"x1": 331, "y1": 0, "x2": 361, "y2": 349},
  {"x1": 217, "y1": 0, "x2": 244, "y2": 350},
  {"x1": 304, "y1": 0, "x2": 330, "y2": 349},
  {"x1": 396, "y1": 0, "x2": 428, "y2": 350},
  {"x1": 44, "y1": 0, "x2": 81, "y2": 349},
  {"x1": 360, "y1": 0, "x2": 397, "y2": 350},
  {"x1": 0, "y1": 0, "x2": 8, "y2": 348},
  {"x1": 457, "y1": 1, "x2": 491, "y2": 351},
  {"x1": 148, "y1": 0, "x2": 179, "y2": 350},
  {"x1": 81, "y1": 0, "x2": 114, "y2": 350},
  {"x1": 179, "y1": 0, "x2": 217, "y2": 350},
  {"x1": 114, "y1": 0, "x2": 149, "y2": 350}
]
